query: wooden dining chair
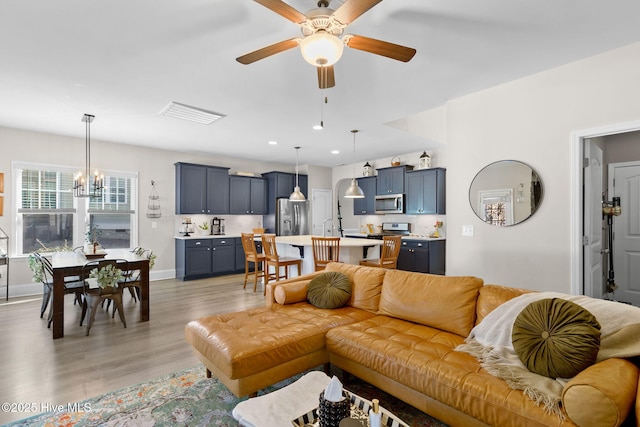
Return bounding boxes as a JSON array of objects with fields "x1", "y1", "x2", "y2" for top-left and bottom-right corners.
[
  {"x1": 311, "y1": 237, "x2": 340, "y2": 271},
  {"x1": 261, "y1": 234, "x2": 302, "y2": 287},
  {"x1": 241, "y1": 233, "x2": 266, "y2": 293},
  {"x1": 80, "y1": 259, "x2": 128, "y2": 336},
  {"x1": 359, "y1": 235, "x2": 402, "y2": 269}
]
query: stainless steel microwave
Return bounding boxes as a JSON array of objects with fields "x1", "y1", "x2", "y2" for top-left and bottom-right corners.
[{"x1": 375, "y1": 194, "x2": 405, "y2": 214}]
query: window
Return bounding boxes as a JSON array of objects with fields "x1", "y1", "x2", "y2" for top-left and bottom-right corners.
[
  {"x1": 478, "y1": 189, "x2": 514, "y2": 226},
  {"x1": 88, "y1": 176, "x2": 136, "y2": 249},
  {"x1": 14, "y1": 162, "x2": 138, "y2": 255}
]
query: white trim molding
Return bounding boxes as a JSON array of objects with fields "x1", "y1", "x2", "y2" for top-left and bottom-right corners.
[{"x1": 570, "y1": 119, "x2": 640, "y2": 297}]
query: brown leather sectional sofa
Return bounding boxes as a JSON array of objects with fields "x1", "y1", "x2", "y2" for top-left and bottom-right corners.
[{"x1": 184, "y1": 262, "x2": 639, "y2": 427}]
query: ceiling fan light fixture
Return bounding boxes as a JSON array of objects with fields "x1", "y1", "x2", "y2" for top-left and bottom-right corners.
[{"x1": 300, "y1": 32, "x2": 344, "y2": 66}]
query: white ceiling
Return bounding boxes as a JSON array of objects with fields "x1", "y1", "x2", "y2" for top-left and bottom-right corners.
[{"x1": 1, "y1": 0, "x2": 640, "y2": 167}]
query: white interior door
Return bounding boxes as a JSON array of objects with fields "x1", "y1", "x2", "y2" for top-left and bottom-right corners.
[
  {"x1": 609, "y1": 162, "x2": 640, "y2": 305},
  {"x1": 311, "y1": 189, "x2": 333, "y2": 236},
  {"x1": 583, "y1": 139, "x2": 604, "y2": 298}
]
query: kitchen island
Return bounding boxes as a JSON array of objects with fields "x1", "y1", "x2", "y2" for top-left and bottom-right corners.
[{"x1": 275, "y1": 235, "x2": 382, "y2": 275}]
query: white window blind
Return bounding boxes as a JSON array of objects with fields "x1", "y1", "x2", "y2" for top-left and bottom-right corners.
[
  {"x1": 18, "y1": 168, "x2": 75, "y2": 213},
  {"x1": 13, "y1": 162, "x2": 138, "y2": 255}
]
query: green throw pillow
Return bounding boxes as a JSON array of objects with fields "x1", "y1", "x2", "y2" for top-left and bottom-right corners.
[
  {"x1": 307, "y1": 272, "x2": 352, "y2": 309},
  {"x1": 512, "y1": 298, "x2": 601, "y2": 379}
]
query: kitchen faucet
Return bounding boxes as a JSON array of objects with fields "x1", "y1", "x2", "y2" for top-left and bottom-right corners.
[{"x1": 322, "y1": 218, "x2": 335, "y2": 237}]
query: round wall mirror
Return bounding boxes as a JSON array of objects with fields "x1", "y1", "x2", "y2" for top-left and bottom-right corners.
[{"x1": 469, "y1": 160, "x2": 543, "y2": 226}]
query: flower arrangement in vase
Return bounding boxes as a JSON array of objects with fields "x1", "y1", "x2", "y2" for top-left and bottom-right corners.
[{"x1": 432, "y1": 221, "x2": 444, "y2": 238}]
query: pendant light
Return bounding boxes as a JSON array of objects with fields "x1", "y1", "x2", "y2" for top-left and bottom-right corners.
[
  {"x1": 344, "y1": 130, "x2": 365, "y2": 198},
  {"x1": 73, "y1": 114, "x2": 104, "y2": 198},
  {"x1": 289, "y1": 146, "x2": 306, "y2": 202}
]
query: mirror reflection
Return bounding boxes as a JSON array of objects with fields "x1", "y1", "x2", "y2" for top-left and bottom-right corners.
[{"x1": 469, "y1": 160, "x2": 542, "y2": 226}]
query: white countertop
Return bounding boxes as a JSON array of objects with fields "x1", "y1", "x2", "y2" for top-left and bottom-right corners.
[
  {"x1": 275, "y1": 235, "x2": 382, "y2": 247},
  {"x1": 175, "y1": 234, "x2": 241, "y2": 240},
  {"x1": 175, "y1": 234, "x2": 444, "y2": 242},
  {"x1": 345, "y1": 233, "x2": 446, "y2": 241}
]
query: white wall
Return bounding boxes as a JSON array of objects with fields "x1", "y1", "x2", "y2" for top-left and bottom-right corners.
[
  {"x1": 5, "y1": 41, "x2": 640, "y2": 296},
  {"x1": 0, "y1": 126, "x2": 305, "y2": 296},
  {"x1": 429, "y1": 42, "x2": 640, "y2": 292}
]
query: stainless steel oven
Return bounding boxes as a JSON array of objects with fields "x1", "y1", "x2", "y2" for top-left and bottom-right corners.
[{"x1": 366, "y1": 222, "x2": 411, "y2": 239}]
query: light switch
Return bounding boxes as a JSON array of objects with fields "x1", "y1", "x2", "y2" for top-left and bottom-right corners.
[
  {"x1": 462, "y1": 225, "x2": 474, "y2": 237},
  {"x1": 151, "y1": 221, "x2": 158, "y2": 229}
]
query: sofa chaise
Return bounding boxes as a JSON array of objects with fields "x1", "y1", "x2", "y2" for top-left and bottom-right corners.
[{"x1": 184, "y1": 262, "x2": 640, "y2": 427}]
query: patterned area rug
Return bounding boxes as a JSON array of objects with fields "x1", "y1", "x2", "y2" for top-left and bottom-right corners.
[{"x1": 4, "y1": 365, "x2": 448, "y2": 427}]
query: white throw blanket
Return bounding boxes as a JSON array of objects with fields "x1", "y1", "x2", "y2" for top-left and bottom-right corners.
[{"x1": 456, "y1": 292, "x2": 640, "y2": 416}]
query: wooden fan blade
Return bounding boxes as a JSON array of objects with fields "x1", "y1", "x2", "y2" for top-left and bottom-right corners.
[
  {"x1": 236, "y1": 38, "x2": 299, "y2": 64},
  {"x1": 253, "y1": 0, "x2": 307, "y2": 24},
  {"x1": 332, "y1": 0, "x2": 382, "y2": 25},
  {"x1": 317, "y1": 65, "x2": 335, "y2": 89},
  {"x1": 345, "y1": 34, "x2": 416, "y2": 62}
]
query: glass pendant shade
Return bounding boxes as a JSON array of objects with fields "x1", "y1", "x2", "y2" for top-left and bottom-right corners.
[
  {"x1": 300, "y1": 32, "x2": 344, "y2": 66},
  {"x1": 344, "y1": 178, "x2": 365, "y2": 198}
]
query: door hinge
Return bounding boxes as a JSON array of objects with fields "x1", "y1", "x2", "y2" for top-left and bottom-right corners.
[
  {"x1": 583, "y1": 157, "x2": 590, "y2": 168},
  {"x1": 582, "y1": 236, "x2": 589, "y2": 246}
]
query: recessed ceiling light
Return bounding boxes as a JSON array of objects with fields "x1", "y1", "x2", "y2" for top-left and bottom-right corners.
[
  {"x1": 331, "y1": 150, "x2": 340, "y2": 154},
  {"x1": 268, "y1": 140, "x2": 278, "y2": 145},
  {"x1": 312, "y1": 124, "x2": 323, "y2": 130}
]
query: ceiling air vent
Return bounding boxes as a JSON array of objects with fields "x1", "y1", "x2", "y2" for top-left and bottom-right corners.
[{"x1": 160, "y1": 102, "x2": 225, "y2": 125}]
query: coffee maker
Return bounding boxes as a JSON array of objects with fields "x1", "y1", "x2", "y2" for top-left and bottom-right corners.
[{"x1": 211, "y1": 217, "x2": 225, "y2": 235}]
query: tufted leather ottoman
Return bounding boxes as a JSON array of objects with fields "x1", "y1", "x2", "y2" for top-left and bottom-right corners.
[{"x1": 185, "y1": 301, "x2": 374, "y2": 397}]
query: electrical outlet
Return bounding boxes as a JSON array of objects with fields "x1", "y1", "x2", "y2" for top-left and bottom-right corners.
[
  {"x1": 462, "y1": 225, "x2": 474, "y2": 237},
  {"x1": 151, "y1": 221, "x2": 158, "y2": 229}
]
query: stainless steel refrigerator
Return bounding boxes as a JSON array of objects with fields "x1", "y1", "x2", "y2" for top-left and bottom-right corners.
[{"x1": 275, "y1": 198, "x2": 309, "y2": 236}]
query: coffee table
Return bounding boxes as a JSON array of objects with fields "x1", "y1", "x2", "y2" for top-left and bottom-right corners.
[{"x1": 232, "y1": 371, "x2": 409, "y2": 427}]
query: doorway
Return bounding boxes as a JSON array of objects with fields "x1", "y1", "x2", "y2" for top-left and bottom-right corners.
[
  {"x1": 311, "y1": 189, "x2": 333, "y2": 236},
  {"x1": 607, "y1": 161, "x2": 640, "y2": 305},
  {"x1": 573, "y1": 121, "x2": 640, "y2": 305}
]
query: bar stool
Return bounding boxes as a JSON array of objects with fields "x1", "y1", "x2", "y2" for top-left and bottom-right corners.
[
  {"x1": 261, "y1": 234, "x2": 301, "y2": 287},
  {"x1": 241, "y1": 233, "x2": 266, "y2": 293},
  {"x1": 359, "y1": 235, "x2": 402, "y2": 269},
  {"x1": 311, "y1": 237, "x2": 340, "y2": 271}
]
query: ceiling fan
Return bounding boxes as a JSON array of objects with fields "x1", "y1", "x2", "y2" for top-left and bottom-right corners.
[{"x1": 236, "y1": 0, "x2": 416, "y2": 89}]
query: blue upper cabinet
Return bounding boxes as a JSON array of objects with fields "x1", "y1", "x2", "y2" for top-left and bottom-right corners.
[
  {"x1": 376, "y1": 166, "x2": 413, "y2": 195},
  {"x1": 263, "y1": 172, "x2": 308, "y2": 213},
  {"x1": 353, "y1": 176, "x2": 377, "y2": 215},
  {"x1": 405, "y1": 168, "x2": 446, "y2": 215},
  {"x1": 229, "y1": 176, "x2": 266, "y2": 215},
  {"x1": 175, "y1": 162, "x2": 230, "y2": 214}
]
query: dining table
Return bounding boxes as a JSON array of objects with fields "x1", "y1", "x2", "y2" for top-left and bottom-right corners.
[{"x1": 50, "y1": 249, "x2": 150, "y2": 339}]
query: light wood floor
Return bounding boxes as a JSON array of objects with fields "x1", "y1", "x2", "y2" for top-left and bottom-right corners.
[{"x1": 0, "y1": 274, "x2": 267, "y2": 424}]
